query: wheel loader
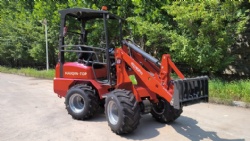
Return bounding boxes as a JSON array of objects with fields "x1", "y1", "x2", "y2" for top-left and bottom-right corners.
[{"x1": 53, "y1": 7, "x2": 209, "y2": 134}]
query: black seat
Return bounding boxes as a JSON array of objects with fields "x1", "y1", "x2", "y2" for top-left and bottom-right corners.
[
  {"x1": 78, "y1": 47, "x2": 93, "y2": 64},
  {"x1": 78, "y1": 47, "x2": 105, "y2": 69}
]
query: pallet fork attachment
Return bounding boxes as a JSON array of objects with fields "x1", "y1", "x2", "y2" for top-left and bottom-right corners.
[{"x1": 172, "y1": 76, "x2": 209, "y2": 109}]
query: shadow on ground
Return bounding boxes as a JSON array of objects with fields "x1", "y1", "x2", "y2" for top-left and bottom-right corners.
[
  {"x1": 171, "y1": 116, "x2": 245, "y2": 141},
  {"x1": 84, "y1": 109, "x2": 245, "y2": 141},
  {"x1": 89, "y1": 110, "x2": 165, "y2": 139},
  {"x1": 121, "y1": 115, "x2": 165, "y2": 140},
  {"x1": 88, "y1": 108, "x2": 107, "y2": 122}
]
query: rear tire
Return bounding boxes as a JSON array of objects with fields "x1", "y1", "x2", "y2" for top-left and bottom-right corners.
[
  {"x1": 105, "y1": 89, "x2": 141, "y2": 134},
  {"x1": 65, "y1": 84, "x2": 99, "y2": 120},
  {"x1": 151, "y1": 97, "x2": 182, "y2": 123}
]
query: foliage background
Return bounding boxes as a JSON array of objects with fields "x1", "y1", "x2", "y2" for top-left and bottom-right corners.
[{"x1": 0, "y1": 0, "x2": 249, "y2": 75}]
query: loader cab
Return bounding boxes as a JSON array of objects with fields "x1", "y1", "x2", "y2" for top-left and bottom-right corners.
[{"x1": 58, "y1": 8, "x2": 125, "y2": 86}]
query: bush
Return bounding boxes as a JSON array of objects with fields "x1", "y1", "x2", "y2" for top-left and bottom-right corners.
[{"x1": 164, "y1": 1, "x2": 249, "y2": 74}]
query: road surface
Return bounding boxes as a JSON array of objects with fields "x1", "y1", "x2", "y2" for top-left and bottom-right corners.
[{"x1": 0, "y1": 72, "x2": 249, "y2": 141}]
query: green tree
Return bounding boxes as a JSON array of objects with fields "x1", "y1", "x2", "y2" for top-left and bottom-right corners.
[
  {"x1": 0, "y1": 0, "x2": 249, "y2": 76},
  {"x1": 164, "y1": 1, "x2": 249, "y2": 74},
  {"x1": 0, "y1": 0, "x2": 36, "y2": 67}
]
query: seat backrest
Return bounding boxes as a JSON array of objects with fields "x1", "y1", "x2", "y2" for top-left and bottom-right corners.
[
  {"x1": 78, "y1": 46, "x2": 105, "y2": 69},
  {"x1": 78, "y1": 47, "x2": 93, "y2": 65}
]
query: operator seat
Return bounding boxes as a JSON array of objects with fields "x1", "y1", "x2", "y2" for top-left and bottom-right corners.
[{"x1": 78, "y1": 47, "x2": 104, "y2": 69}]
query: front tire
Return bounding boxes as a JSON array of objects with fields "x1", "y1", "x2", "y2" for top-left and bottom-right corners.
[
  {"x1": 65, "y1": 84, "x2": 99, "y2": 120},
  {"x1": 105, "y1": 89, "x2": 141, "y2": 134},
  {"x1": 151, "y1": 97, "x2": 183, "y2": 123}
]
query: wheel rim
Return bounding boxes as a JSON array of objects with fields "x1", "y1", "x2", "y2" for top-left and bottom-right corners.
[
  {"x1": 152, "y1": 99, "x2": 165, "y2": 114},
  {"x1": 107, "y1": 100, "x2": 119, "y2": 125},
  {"x1": 69, "y1": 93, "x2": 85, "y2": 113}
]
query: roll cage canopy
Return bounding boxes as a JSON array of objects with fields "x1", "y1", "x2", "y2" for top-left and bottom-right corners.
[
  {"x1": 59, "y1": 8, "x2": 123, "y2": 21},
  {"x1": 58, "y1": 8, "x2": 124, "y2": 84}
]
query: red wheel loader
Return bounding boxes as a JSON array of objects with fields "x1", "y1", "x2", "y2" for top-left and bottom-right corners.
[{"x1": 54, "y1": 8, "x2": 209, "y2": 134}]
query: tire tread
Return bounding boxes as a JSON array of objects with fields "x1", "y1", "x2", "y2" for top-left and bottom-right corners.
[
  {"x1": 106, "y1": 89, "x2": 141, "y2": 134},
  {"x1": 65, "y1": 84, "x2": 99, "y2": 120}
]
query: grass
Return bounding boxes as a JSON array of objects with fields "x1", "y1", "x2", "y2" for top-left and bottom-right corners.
[
  {"x1": 1, "y1": 66, "x2": 250, "y2": 104},
  {"x1": 209, "y1": 79, "x2": 250, "y2": 103},
  {"x1": 0, "y1": 66, "x2": 54, "y2": 79}
]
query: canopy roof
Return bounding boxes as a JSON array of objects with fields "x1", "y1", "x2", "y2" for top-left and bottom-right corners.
[{"x1": 59, "y1": 8, "x2": 121, "y2": 20}]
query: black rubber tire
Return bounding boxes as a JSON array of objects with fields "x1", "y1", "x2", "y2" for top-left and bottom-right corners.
[
  {"x1": 105, "y1": 89, "x2": 141, "y2": 134},
  {"x1": 151, "y1": 97, "x2": 183, "y2": 123},
  {"x1": 65, "y1": 84, "x2": 99, "y2": 120}
]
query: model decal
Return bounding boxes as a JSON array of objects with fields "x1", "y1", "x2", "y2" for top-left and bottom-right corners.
[
  {"x1": 131, "y1": 62, "x2": 143, "y2": 75},
  {"x1": 65, "y1": 72, "x2": 87, "y2": 76}
]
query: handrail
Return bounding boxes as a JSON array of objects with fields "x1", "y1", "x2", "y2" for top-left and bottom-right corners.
[
  {"x1": 60, "y1": 44, "x2": 105, "y2": 51},
  {"x1": 60, "y1": 44, "x2": 107, "y2": 64}
]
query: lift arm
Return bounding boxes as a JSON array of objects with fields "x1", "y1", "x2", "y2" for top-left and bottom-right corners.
[{"x1": 115, "y1": 41, "x2": 209, "y2": 109}]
